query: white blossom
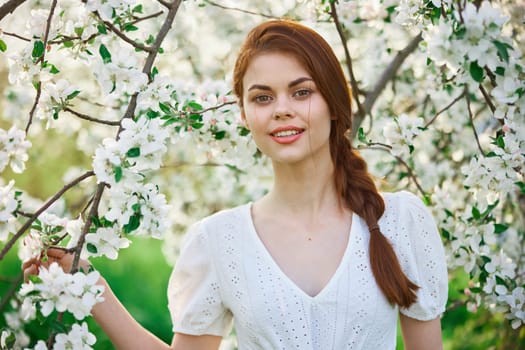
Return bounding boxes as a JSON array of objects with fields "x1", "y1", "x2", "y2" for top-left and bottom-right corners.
[{"x1": 85, "y1": 226, "x2": 130, "y2": 260}]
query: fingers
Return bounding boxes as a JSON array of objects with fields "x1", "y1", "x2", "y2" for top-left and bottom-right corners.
[
  {"x1": 45, "y1": 247, "x2": 67, "y2": 259},
  {"x1": 23, "y1": 263, "x2": 39, "y2": 283}
]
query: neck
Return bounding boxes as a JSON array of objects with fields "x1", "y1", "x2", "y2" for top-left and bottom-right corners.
[{"x1": 262, "y1": 156, "x2": 345, "y2": 221}]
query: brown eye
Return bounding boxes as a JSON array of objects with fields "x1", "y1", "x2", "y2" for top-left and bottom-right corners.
[
  {"x1": 254, "y1": 95, "x2": 272, "y2": 103},
  {"x1": 293, "y1": 89, "x2": 312, "y2": 98}
]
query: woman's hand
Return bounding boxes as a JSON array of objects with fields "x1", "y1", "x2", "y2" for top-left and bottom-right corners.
[{"x1": 22, "y1": 247, "x2": 92, "y2": 282}]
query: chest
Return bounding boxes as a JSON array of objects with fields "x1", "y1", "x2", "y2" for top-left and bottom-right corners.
[{"x1": 212, "y1": 213, "x2": 397, "y2": 348}]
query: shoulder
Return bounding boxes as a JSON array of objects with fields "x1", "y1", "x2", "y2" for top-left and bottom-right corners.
[
  {"x1": 379, "y1": 191, "x2": 436, "y2": 242},
  {"x1": 200, "y1": 202, "x2": 251, "y2": 231},
  {"x1": 184, "y1": 203, "x2": 251, "y2": 245}
]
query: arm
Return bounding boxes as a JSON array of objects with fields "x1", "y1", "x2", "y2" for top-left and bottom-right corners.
[
  {"x1": 23, "y1": 248, "x2": 222, "y2": 350},
  {"x1": 399, "y1": 313, "x2": 443, "y2": 350}
]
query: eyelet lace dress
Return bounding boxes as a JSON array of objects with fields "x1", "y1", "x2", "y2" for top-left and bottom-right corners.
[{"x1": 167, "y1": 191, "x2": 448, "y2": 350}]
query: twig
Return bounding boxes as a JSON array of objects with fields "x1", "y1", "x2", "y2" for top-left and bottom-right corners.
[
  {"x1": 71, "y1": 183, "x2": 105, "y2": 273},
  {"x1": 0, "y1": 171, "x2": 95, "y2": 261},
  {"x1": 465, "y1": 87, "x2": 487, "y2": 157},
  {"x1": 102, "y1": 19, "x2": 154, "y2": 53},
  {"x1": 157, "y1": 0, "x2": 171, "y2": 9},
  {"x1": 2, "y1": 31, "x2": 30, "y2": 42},
  {"x1": 0, "y1": 272, "x2": 23, "y2": 314},
  {"x1": 479, "y1": 84, "x2": 496, "y2": 114},
  {"x1": 0, "y1": 0, "x2": 26, "y2": 21},
  {"x1": 63, "y1": 107, "x2": 121, "y2": 126},
  {"x1": 130, "y1": 11, "x2": 164, "y2": 26},
  {"x1": 424, "y1": 90, "x2": 466, "y2": 128},
  {"x1": 25, "y1": 0, "x2": 58, "y2": 133},
  {"x1": 329, "y1": 3, "x2": 364, "y2": 119},
  {"x1": 195, "y1": 100, "x2": 236, "y2": 115},
  {"x1": 203, "y1": 0, "x2": 277, "y2": 19},
  {"x1": 357, "y1": 144, "x2": 427, "y2": 197}
]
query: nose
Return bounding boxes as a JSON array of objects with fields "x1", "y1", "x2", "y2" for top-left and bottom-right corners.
[{"x1": 273, "y1": 96, "x2": 292, "y2": 120}]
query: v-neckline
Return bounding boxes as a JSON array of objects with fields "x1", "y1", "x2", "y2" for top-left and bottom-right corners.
[{"x1": 243, "y1": 202, "x2": 357, "y2": 300}]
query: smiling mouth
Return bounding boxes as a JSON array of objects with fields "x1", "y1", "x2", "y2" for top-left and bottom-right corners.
[{"x1": 271, "y1": 129, "x2": 304, "y2": 137}]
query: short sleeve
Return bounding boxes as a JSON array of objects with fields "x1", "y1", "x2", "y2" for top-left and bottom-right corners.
[
  {"x1": 167, "y1": 221, "x2": 233, "y2": 336},
  {"x1": 391, "y1": 191, "x2": 448, "y2": 321}
]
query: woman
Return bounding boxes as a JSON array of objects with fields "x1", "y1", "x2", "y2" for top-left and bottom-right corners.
[{"x1": 24, "y1": 20, "x2": 448, "y2": 349}]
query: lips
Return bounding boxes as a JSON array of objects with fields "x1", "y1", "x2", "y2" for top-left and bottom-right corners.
[
  {"x1": 270, "y1": 126, "x2": 305, "y2": 137},
  {"x1": 269, "y1": 126, "x2": 305, "y2": 144}
]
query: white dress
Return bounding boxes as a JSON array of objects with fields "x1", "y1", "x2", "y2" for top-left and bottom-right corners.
[{"x1": 167, "y1": 191, "x2": 448, "y2": 350}]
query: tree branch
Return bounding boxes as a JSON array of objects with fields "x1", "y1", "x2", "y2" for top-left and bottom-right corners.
[
  {"x1": 479, "y1": 84, "x2": 496, "y2": 114},
  {"x1": 102, "y1": 19, "x2": 155, "y2": 53},
  {"x1": 424, "y1": 90, "x2": 466, "y2": 128},
  {"x1": 0, "y1": 272, "x2": 23, "y2": 314},
  {"x1": 465, "y1": 87, "x2": 487, "y2": 157},
  {"x1": 357, "y1": 144, "x2": 428, "y2": 197},
  {"x1": 0, "y1": 0, "x2": 26, "y2": 21},
  {"x1": 355, "y1": 32, "x2": 423, "y2": 137},
  {"x1": 329, "y1": 3, "x2": 364, "y2": 121},
  {"x1": 2, "y1": 30, "x2": 30, "y2": 42},
  {"x1": 25, "y1": 0, "x2": 58, "y2": 133},
  {"x1": 119, "y1": 0, "x2": 182, "y2": 130},
  {"x1": 0, "y1": 171, "x2": 95, "y2": 261},
  {"x1": 203, "y1": 0, "x2": 277, "y2": 19},
  {"x1": 130, "y1": 11, "x2": 164, "y2": 26},
  {"x1": 70, "y1": 182, "x2": 105, "y2": 273},
  {"x1": 63, "y1": 107, "x2": 121, "y2": 126}
]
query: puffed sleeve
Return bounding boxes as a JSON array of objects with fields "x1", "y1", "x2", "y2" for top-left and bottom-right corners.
[
  {"x1": 392, "y1": 191, "x2": 448, "y2": 320},
  {"x1": 167, "y1": 221, "x2": 233, "y2": 336}
]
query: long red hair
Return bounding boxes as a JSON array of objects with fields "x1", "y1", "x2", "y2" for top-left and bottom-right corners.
[{"x1": 233, "y1": 20, "x2": 418, "y2": 307}]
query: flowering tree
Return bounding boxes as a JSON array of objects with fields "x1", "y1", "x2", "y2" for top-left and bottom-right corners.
[{"x1": 0, "y1": 0, "x2": 523, "y2": 349}]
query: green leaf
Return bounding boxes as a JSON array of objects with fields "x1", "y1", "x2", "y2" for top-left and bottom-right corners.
[
  {"x1": 151, "y1": 66, "x2": 159, "y2": 78},
  {"x1": 28, "y1": 275, "x2": 43, "y2": 284},
  {"x1": 74, "y1": 26, "x2": 84, "y2": 37},
  {"x1": 147, "y1": 109, "x2": 160, "y2": 119},
  {"x1": 357, "y1": 127, "x2": 367, "y2": 144},
  {"x1": 493, "y1": 40, "x2": 513, "y2": 63},
  {"x1": 67, "y1": 90, "x2": 81, "y2": 100},
  {"x1": 32, "y1": 40, "x2": 45, "y2": 58},
  {"x1": 471, "y1": 206, "x2": 481, "y2": 220},
  {"x1": 114, "y1": 166, "x2": 123, "y2": 183},
  {"x1": 4, "y1": 331, "x2": 16, "y2": 348},
  {"x1": 191, "y1": 122, "x2": 204, "y2": 130},
  {"x1": 495, "y1": 66, "x2": 505, "y2": 76},
  {"x1": 158, "y1": 102, "x2": 171, "y2": 115},
  {"x1": 124, "y1": 24, "x2": 139, "y2": 32},
  {"x1": 126, "y1": 147, "x2": 140, "y2": 158},
  {"x1": 494, "y1": 223, "x2": 508, "y2": 234},
  {"x1": 469, "y1": 61, "x2": 484, "y2": 83},
  {"x1": 0, "y1": 39, "x2": 7, "y2": 52},
  {"x1": 238, "y1": 126, "x2": 250, "y2": 136},
  {"x1": 132, "y1": 203, "x2": 141, "y2": 212},
  {"x1": 124, "y1": 214, "x2": 141, "y2": 233},
  {"x1": 48, "y1": 63, "x2": 60, "y2": 74},
  {"x1": 86, "y1": 242, "x2": 98, "y2": 254},
  {"x1": 97, "y1": 24, "x2": 107, "y2": 34},
  {"x1": 99, "y1": 44, "x2": 112, "y2": 64},
  {"x1": 187, "y1": 101, "x2": 203, "y2": 111},
  {"x1": 132, "y1": 4, "x2": 143, "y2": 13},
  {"x1": 515, "y1": 181, "x2": 525, "y2": 194},
  {"x1": 495, "y1": 275, "x2": 507, "y2": 287},
  {"x1": 214, "y1": 130, "x2": 227, "y2": 140}
]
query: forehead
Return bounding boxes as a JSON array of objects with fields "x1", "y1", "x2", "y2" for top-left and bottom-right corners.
[{"x1": 242, "y1": 52, "x2": 310, "y2": 88}]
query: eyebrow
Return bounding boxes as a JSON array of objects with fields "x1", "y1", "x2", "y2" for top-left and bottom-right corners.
[{"x1": 247, "y1": 77, "x2": 314, "y2": 92}]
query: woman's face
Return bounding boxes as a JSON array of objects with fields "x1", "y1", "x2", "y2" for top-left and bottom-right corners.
[{"x1": 241, "y1": 52, "x2": 332, "y2": 166}]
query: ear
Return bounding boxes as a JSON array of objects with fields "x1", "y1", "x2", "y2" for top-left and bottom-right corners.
[{"x1": 240, "y1": 107, "x2": 250, "y2": 130}]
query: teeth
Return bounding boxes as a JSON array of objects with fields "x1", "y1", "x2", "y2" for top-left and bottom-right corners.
[{"x1": 273, "y1": 130, "x2": 300, "y2": 137}]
